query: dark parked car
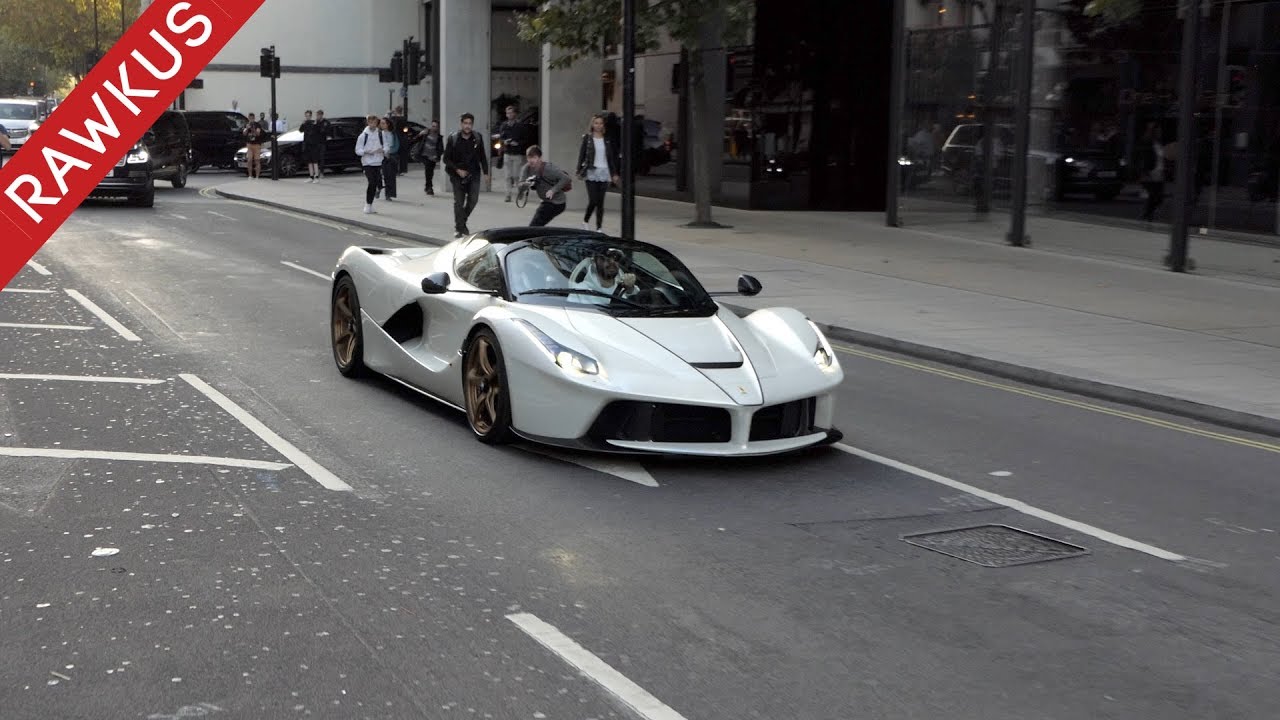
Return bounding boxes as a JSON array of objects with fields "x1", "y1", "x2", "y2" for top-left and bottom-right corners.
[
  {"x1": 89, "y1": 109, "x2": 193, "y2": 207},
  {"x1": 183, "y1": 110, "x2": 248, "y2": 171},
  {"x1": 234, "y1": 116, "x2": 424, "y2": 177},
  {"x1": 942, "y1": 123, "x2": 1124, "y2": 201}
]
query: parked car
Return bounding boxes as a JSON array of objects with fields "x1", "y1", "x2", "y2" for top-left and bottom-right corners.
[
  {"x1": 0, "y1": 97, "x2": 45, "y2": 156},
  {"x1": 942, "y1": 123, "x2": 1124, "y2": 201},
  {"x1": 235, "y1": 116, "x2": 425, "y2": 177},
  {"x1": 183, "y1": 110, "x2": 249, "y2": 171},
  {"x1": 89, "y1": 110, "x2": 193, "y2": 207}
]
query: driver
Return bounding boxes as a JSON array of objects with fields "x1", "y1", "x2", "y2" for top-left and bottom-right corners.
[{"x1": 571, "y1": 248, "x2": 638, "y2": 304}]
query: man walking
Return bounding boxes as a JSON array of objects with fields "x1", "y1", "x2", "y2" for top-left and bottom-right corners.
[
  {"x1": 443, "y1": 112, "x2": 489, "y2": 238},
  {"x1": 413, "y1": 120, "x2": 444, "y2": 195},
  {"x1": 519, "y1": 146, "x2": 571, "y2": 227},
  {"x1": 356, "y1": 114, "x2": 389, "y2": 215},
  {"x1": 300, "y1": 109, "x2": 329, "y2": 183},
  {"x1": 497, "y1": 105, "x2": 532, "y2": 202}
]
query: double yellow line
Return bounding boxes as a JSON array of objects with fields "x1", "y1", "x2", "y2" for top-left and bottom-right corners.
[{"x1": 832, "y1": 343, "x2": 1280, "y2": 455}]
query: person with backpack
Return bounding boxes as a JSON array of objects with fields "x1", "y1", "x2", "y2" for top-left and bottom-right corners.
[
  {"x1": 576, "y1": 113, "x2": 621, "y2": 231},
  {"x1": 411, "y1": 120, "x2": 444, "y2": 196},
  {"x1": 443, "y1": 112, "x2": 490, "y2": 238},
  {"x1": 519, "y1": 145, "x2": 572, "y2": 227},
  {"x1": 355, "y1": 114, "x2": 390, "y2": 214}
]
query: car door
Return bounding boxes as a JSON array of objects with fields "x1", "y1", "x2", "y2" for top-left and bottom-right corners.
[
  {"x1": 148, "y1": 112, "x2": 179, "y2": 177},
  {"x1": 410, "y1": 239, "x2": 502, "y2": 402},
  {"x1": 325, "y1": 122, "x2": 359, "y2": 170}
]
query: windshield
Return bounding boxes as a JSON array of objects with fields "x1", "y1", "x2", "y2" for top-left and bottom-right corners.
[
  {"x1": 505, "y1": 237, "x2": 717, "y2": 317},
  {"x1": 0, "y1": 102, "x2": 38, "y2": 121}
]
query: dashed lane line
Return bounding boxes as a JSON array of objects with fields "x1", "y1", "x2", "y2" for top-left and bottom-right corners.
[
  {"x1": 179, "y1": 374, "x2": 353, "y2": 492},
  {"x1": 0, "y1": 447, "x2": 291, "y2": 472},
  {"x1": 1, "y1": 289, "x2": 54, "y2": 294},
  {"x1": 65, "y1": 289, "x2": 142, "y2": 342},
  {"x1": 0, "y1": 373, "x2": 164, "y2": 385},
  {"x1": 25, "y1": 260, "x2": 51, "y2": 276},
  {"x1": 281, "y1": 261, "x2": 331, "y2": 281},
  {"x1": 833, "y1": 442, "x2": 1188, "y2": 563},
  {"x1": 507, "y1": 612, "x2": 689, "y2": 720},
  {"x1": 0, "y1": 322, "x2": 92, "y2": 331}
]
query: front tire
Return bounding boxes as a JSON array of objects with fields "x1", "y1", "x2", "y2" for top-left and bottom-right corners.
[
  {"x1": 463, "y1": 328, "x2": 514, "y2": 444},
  {"x1": 171, "y1": 161, "x2": 188, "y2": 188},
  {"x1": 331, "y1": 275, "x2": 366, "y2": 378},
  {"x1": 131, "y1": 181, "x2": 155, "y2": 208}
]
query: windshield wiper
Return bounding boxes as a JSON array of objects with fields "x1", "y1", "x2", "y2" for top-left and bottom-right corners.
[{"x1": 518, "y1": 288, "x2": 646, "y2": 309}]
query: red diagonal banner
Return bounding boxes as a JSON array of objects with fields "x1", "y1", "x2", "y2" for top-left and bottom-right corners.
[{"x1": 0, "y1": 0, "x2": 264, "y2": 288}]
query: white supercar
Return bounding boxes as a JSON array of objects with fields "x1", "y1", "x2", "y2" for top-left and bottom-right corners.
[{"x1": 330, "y1": 227, "x2": 843, "y2": 456}]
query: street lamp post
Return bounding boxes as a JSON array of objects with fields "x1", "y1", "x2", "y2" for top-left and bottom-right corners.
[
  {"x1": 94, "y1": 0, "x2": 100, "y2": 54},
  {"x1": 621, "y1": 0, "x2": 636, "y2": 241}
]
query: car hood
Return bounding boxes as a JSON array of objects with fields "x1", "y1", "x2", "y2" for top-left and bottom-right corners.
[{"x1": 549, "y1": 306, "x2": 817, "y2": 406}]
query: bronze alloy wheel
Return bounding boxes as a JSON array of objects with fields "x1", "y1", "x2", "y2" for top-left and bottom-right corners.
[
  {"x1": 331, "y1": 276, "x2": 365, "y2": 377},
  {"x1": 463, "y1": 329, "x2": 513, "y2": 443}
]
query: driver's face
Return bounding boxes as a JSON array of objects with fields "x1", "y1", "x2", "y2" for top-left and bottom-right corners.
[{"x1": 594, "y1": 255, "x2": 619, "y2": 280}]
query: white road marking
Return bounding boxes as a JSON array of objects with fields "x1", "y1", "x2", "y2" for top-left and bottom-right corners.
[
  {"x1": 506, "y1": 613, "x2": 688, "y2": 720},
  {"x1": 521, "y1": 445, "x2": 658, "y2": 487},
  {"x1": 989, "y1": 470, "x2": 1013, "y2": 477},
  {"x1": 207, "y1": 211, "x2": 238, "y2": 221},
  {"x1": 0, "y1": 322, "x2": 92, "y2": 331},
  {"x1": 167, "y1": 213, "x2": 189, "y2": 221},
  {"x1": 25, "y1": 260, "x2": 52, "y2": 276},
  {"x1": 0, "y1": 447, "x2": 291, "y2": 471},
  {"x1": 179, "y1": 374, "x2": 353, "y2": 492},
  {"x1": 65, "y1": 289, "x2": 141, "y2": 342},
  {"x1": 1, "y1": 289, "x2": 54, "y2": 294},
  {"x1": 0, "y1": 373, "x2": 164, "y2": 384},
  {"x1": 280, "y1": 261, "x2": 330, "y2": 281},
  {"x1": 833, "y1": 443, "x2": 1187, "y2": 562}
]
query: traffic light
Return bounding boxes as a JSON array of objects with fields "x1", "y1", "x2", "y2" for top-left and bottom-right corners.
[
  {"x1": 407, "y1": 40, "x2": 423, "y2": 85},
  {"x1": 259, "y1": 47, "x2": 280, "y2": 78},
  {"x1": 390, "y1": 51, "x2": 404, "y2": 83}
]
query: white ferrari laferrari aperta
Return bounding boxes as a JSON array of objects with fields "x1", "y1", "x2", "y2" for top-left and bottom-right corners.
[{"x1": 330, "y1": 227, "x2": 844, "y2": 456}]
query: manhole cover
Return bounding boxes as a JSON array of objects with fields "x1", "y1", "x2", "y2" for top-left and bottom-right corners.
[{"x1": 902, "y1": 524, "x2": 1088, "y2": 567}]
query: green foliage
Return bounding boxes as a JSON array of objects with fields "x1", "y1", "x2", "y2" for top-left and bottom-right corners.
[
  {"x1": 515, "y1": 0, "x2": 754, "y2": 68},
  {"x1": 0, "y1": 0, "x2": 128, "y2": 79}
]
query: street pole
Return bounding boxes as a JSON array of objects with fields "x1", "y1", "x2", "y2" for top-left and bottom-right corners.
[
  {"x1": 269, "y1": 46, "x2": 279, "y2": 181},
  {"x1": 1207, "y1": 0, "x2": 1230, "y2": 231},
  {"x1": 885, "y1": 0, "x2": 906, "y2": 227},
  {"x1": 94, "y1": 0, "x2": 101, "y2": 54},
  {"x1": 1006, "y1": 0, "x2": 1035, "y2": 247},
  {"x1": 121, "y1": 0, "x2": 126, "y2": 35},
  {"x1": 621, "y1": 0, "x2": 636, "y2": 241},
  {"x1": 1169, "y1": 0, "x2": 1200, "y2": 272}
]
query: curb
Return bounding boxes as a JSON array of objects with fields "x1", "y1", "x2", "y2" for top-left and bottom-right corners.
[
  {"x1": 213, "y1": 188, "x2": 449, "y2": 247},
  {"x1": 216, "y1": 185, "x2": 1280, "y2": 440},
  {"x1": 766, "y1": 308, "x2": 1280, "y2": 441}
]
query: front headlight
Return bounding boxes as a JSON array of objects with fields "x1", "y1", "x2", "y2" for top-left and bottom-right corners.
[
  {"x1": 807, "y1": 321, "x2": 837, "y2": 371},
  {"x1": 514, "y1": 319, "x2": 600, "y2": 376},
  {"x1": 126, "y1": 147, "x2": 149, "y2": 164}
]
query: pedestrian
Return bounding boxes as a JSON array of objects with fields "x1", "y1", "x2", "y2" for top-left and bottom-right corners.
[
  {"x1": 576, "y1": 113, "x2": 620, "y2": 231},
  {"x1": 272, "y1": 112, "x2": 287, "y2": 135},
  {"x1": 379, "y1": 116, "x2": 399, "y2": 202},
  {"x1": 443, "y1": 112, "x2": 490, "y2": 238},
  {"x1": 243, "y1": 114, "x2": 264, "y2": 179},
  {"x1": 412, "y1": 119, "x2": 444, "y2": 195},
  {"x1": 520, "y1": 145, "x2": 572, "y2": 227},
  {"x1": 497, "y1": 104, "x2": 533, "y2": 202},
  {"x1": 391, "y1": 106, "x2": 411, "y2": 175},
  {"x1": 356, "y1": 114, "x2": 390, "y2": 214},
  {"x1": 1137, "y1": 122, "x2": 1165, "y2": 224},
  {"x1": 300, "y1": 109, "x2": 328, "y2": 183},
  {"x1": 229, "y1": 99, "x2": 239, "y2": 114}
]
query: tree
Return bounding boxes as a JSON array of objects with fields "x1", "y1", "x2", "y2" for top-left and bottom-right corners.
[
  {"x1": 1, "y1": 0, "x2": 128, "y2": 80},
  {"x1": 517, "y1": 0, "x2": 754, "y2": 227}
]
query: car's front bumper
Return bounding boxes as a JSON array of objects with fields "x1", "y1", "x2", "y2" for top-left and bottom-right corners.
[{"x1": 90, "y1": 165, "x2": 152, "y2": 195}]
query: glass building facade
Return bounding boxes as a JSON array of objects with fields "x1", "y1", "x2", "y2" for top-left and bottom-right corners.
[{"x1": 894, "y1": 0, "x2": 1280, "y2": 245}]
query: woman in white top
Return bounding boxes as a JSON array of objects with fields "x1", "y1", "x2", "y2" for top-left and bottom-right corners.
[
  {"x1": 355, "y1": 115, "x2": 388, "y2": 214},
  {"x1": 575, "y1": 114, "x2": 621, "y2": 232}
]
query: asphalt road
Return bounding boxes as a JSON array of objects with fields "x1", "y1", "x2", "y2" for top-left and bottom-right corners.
[{"x1": 1, "y1": 174, "x2": 1278, "y2": 720}]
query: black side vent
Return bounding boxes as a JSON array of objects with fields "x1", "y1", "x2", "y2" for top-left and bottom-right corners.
[
  {"x1": 362, "y1": 247, "x2": 392, "y2": 255},
  {"x1": 750, "y1": 397, "x2": 817, "y2": 441},
  {"x1": 382, "y1": 302, "x2": 424, "y2": 344}
]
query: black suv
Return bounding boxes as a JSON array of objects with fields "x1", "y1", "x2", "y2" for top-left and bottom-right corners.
[
  {"x1": 90, "y1": 110, "x2": 193, "y2": 207},
  {"x1": 183, "y1": 110, "x2": 248, "y2": 171}
]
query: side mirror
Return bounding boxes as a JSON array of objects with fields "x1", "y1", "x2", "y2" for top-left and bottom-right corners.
[
  {"x1": 143, "y1": 130, "x2": 157, "y2": 144},
  {"x1": 421, "y1": 272, "x2": 451, "y2": 294},
  {"x1": 737, "y1": 274, "x2": 762, "y2": 297}
]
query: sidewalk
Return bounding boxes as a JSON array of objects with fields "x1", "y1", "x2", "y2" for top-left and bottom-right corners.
[{"x1": 213, "y1": 167, "x2": 1280, "y2": 437}]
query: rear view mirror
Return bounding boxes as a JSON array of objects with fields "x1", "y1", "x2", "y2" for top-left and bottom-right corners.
[
  {"x1": 421, "y1": 272, "x2": 451, "y2": 294},
  {"x1": 737, "y1": 274, "x2": 762, "y2": 296}
]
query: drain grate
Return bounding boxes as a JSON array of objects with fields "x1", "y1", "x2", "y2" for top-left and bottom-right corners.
[{"x1": 901, "y1": 524, "x2": 1088, "y2": 567}]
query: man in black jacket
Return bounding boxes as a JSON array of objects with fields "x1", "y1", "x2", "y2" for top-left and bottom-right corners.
[{"x1": 443, "y1": 113, "x2": 490, "y2": 238}]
